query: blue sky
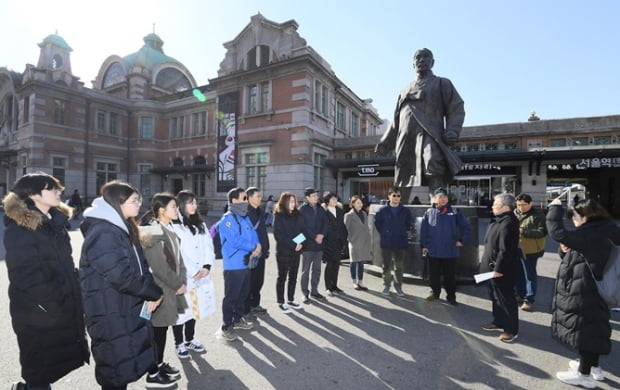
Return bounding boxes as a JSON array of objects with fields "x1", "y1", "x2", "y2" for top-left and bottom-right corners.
[{"x1": 2, "y1": 1, "x2": 619, "y2": 126}]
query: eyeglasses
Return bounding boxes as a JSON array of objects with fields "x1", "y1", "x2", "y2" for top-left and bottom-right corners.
[
  {"x1": 127, "y1": 198, "x2": 142, "y2": 206},
  {"x1": 390, "y1": 194, "x2": 401, "y2": 198}
]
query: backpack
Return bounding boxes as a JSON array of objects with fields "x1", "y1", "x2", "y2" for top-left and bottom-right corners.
[{"x1": 586, "y1": 240, "x2": 620, "y2": 308}]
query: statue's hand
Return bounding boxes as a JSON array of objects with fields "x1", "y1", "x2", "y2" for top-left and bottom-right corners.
[
  {"x1": 443, "y1": 131, "x2": 458, "y2": 146},
  {"x1": 375, "y1": 143, "x2": 388, "y2": 156}
]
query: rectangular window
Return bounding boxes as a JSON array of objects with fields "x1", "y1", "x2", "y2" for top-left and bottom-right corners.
[
  {"x1": 52, "y1": 157, "x2": 66, "y2": 186},
  {"x1": 593, "y1": 136, "x2": 611, "y2": 145},
  {"x1": 200, "y1": 112, "x2": 207, "y2": 135},
  {"x1": 140, "y1": 116, "x2": 153, "y2": 139},
  {"x1": 549, "y1": 138, "x2": 566, "y2": 147},
  {"x1": 504, "y1": 141, "x2": 518, "y2": 150},
  {"x1": 54, "y1": 99, "x2": 66, "y2": 125},
  {"x1": 23, "y1": 96, "x2": 30, "y2": 124},
  {"x1": 21, "y1": 155, "x2": 27, "y2": 175},
  {"x1": 314, "y1": 80, "x2": 328, "y2": 115},
  {"x1": 485, "y1": 143, "x2": 499, "y2": 151},
  {"x1": 96, "y1": 162, "x2": 118, "y2": 195},
  {"x1": 192, "y1": 173, "x2": 206, "y2": 197},
  {"x1": 139, "y1": 164, "x2": 152, "y2": 197},
  {"x1": 350, "y1": 113, "x2": 359, "y2": 137},
  {"x1": 466, "y1": 144, "x2": 480, "y2": 152},
  {"x1": 336, "y1": 102, "x2": 346, "y2": 130},
  {"x1": 244, "y1": 151, "x2": 268, "y2": 188},
  {"x1": 109, "y1": 112, "x2": 118, "y2": 135},
  {"x1": 169, "y1": 116, "x2": 183, "y2": 139},
  {"x1": 96, "y1": 110, "x2": 106, "y2": 132},
  {"x1": 572, "y1": 137, "x2": 588, "y2": 146},
  {"x1": 191, "y1": 113, "x2": 199, "y2": 136},
  {"x1": 246, "y1": 82, "x2": 270, "y2": 114},
  {"x1": 313, "y1": 153, "x2": 326, "y2": 194}
]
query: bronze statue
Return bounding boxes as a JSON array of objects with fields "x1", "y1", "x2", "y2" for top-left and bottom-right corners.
[{"x1": 376, "y1": 48, "x2": 465, "y2": 202}]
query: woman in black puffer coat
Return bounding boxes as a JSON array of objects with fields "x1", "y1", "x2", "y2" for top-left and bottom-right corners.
[
  {"x1": 546, "y1": 198, "x2": 620, "y2": 386},
  {"x1": 3, "y1": 173, "x2": 89, "y2": 390},
  {"x1": 80, "y1": 181, "x2": 164, "y2": 389}
]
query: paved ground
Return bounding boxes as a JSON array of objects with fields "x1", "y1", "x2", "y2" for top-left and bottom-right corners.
[{"x1": 0, "y1": 216, "x2": 619, "y2": 389}]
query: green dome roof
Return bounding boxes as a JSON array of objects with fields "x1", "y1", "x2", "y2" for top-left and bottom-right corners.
[
  {"x1": 122, "y1": 33, "x2": 181, "y2": 71},
  {"x1": 39, "y1": 34, "x2": 72, "y2": 51}
]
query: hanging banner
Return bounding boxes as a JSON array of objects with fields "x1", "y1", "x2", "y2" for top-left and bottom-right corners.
[{"x1": 216, "y1": 92, "x2": 238, "y2": 192}]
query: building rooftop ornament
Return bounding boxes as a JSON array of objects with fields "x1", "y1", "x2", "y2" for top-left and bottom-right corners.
[{"x1": 528, "y1": 111, "x2": 540, "y2": 121}]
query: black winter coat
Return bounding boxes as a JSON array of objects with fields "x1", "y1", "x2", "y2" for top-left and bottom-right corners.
[
  {"x1": 322, "y1": 206, "x2": 348, "y2": 262},
  {"x1": 247, "y1": 204, "x2": 270, "y2": 258},
  {"x1": 273, "y1": 211, "x2": 304, "y2": 256},
  {"x1": 299, "y1": 202, "x2": 328, "y2": 251},
  {"x1": 480, "y1": 211, "x2": 520, "y2": 283},
  {"x1": 546, "y1": 205, "x2": 620, "y2": 355},
  {"x1": 80, "y1": 198, "x2": 163, "y2": 387},
  {"x1": 3, "y1": 193, "x2": 89, "y2": 385}
]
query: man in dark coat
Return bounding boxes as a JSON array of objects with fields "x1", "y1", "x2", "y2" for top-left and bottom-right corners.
[
  {"x1": 480, "y1": 193, "x2": 520, "y2": 343},
  {"x1": 3, "y1": 173, "x2": 90, "y2": 390},
  {"x1": 299, "y1": 187, "x2": 329, "y2": 303},
  {"x1": 244, "y1": 187, "x2": 270, "y2": 317},
  {"x1": 375, "y1": 48, "x2": 465, "y2": 202}
]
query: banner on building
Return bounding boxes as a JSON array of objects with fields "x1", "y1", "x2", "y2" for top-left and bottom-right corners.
[{"x1": 216, "y1": 92, "x2": 238, "y2": 193}]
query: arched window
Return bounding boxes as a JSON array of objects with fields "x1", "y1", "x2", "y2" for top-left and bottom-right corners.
[
  {"x1": 246, "y1": 45, "x2": 271, "y2": 70},
  {"x1": 52, "y1": 54, "x2": 63, "y2": 69},
  {"x1": 155, "y1": 68, "x2": 191, "y2": 92},
  {"x1": 102, "y1": 63, "x2": 125, "y2": 88}
]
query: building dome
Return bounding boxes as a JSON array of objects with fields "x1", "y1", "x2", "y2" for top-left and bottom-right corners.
[{"x1": 38, "y1": 34, "x2": 73, "y2": 51}]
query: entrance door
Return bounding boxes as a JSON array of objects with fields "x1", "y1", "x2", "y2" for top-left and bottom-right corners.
[{"x1": 172, "y1": 178, "x2": 183, "y2": 195}]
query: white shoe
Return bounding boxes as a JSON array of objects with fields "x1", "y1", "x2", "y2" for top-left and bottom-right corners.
[
  {"x1": 569, "y1": 359, "x2": 605, "y2": 381},
  {"x1": 279, "y1": 303, "x2": 292, "y2": 314},
  {"x1": 556, "y1": 370, "x2": 596, "y2": 389}
]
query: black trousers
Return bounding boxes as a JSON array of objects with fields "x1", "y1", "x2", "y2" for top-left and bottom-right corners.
[
  {"x1": 578, "y1": 350, "x2": 600, "y2": 375},
  {"x1": 324, "y1": 259, "x2": 341, "y2": 291},
  {"x1": 172, "y1": 318, "x2": 196, "y2": 345},
  {"x1": 428, "y1": 257, "x2": 456, "y2": 300},
  {"x1": 488, "y1": 277, "x2": 519, "y2": 334},
  {"x1": 276, "y1": 253, "x2": 301, "y2": 303},
  {"x1": 152, "y1": 325, "x2": 168, "y2": 365},
  {"x1": 245, "y1": 255, "x2": 266, "y2": 313}
]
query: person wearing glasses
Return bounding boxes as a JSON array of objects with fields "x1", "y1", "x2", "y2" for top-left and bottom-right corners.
[
  {"x1": 514, "y1": 193, "x2": 547, "y2": 312},
  {"x1": 216, "y1": 188, "x2": 261, "y2": 341},
  {"x1": 80, "y1": 181, "x2": 168, "y2": 390},
  {"x1": 547, "y1": 198, "x2": 619, "y2": 387},
  {"x1": 299, "y1": 187, "x2": 329, "y2": 303},
  {"x1": 4, "y1": 173, "x2": 89, "y2": 390},
  {"x1": 374, "y1": 187, "x2": 413, "y2": 297}
]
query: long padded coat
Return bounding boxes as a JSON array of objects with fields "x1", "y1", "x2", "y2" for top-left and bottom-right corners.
[{"x1": 3, "y1": 192, "x2": 89, "y2": 385}]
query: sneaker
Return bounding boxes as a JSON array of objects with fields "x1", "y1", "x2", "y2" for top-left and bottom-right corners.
[
  {"x1": 334, "y1": 287, "x2": 345, "y2": 294},
  {"x1": 244, "y1": 312, "x2": 258, "y2": 322},
  {"x1": 481, "y1": 323, "x2": 503, "y2": 332},
  {"x1": 233, "y1": 317, "x2": 254, "y2": 330},
  {"x1": 184, "y1": 339, "x2": 205, "y2": 353},
  {"x1": 175, "y1": 343, "x2": 190, "y2": 359},
  {"x1": 326, "y1": 290, "x2": 335, "y2": 297},
  {"x1": 10, "y1": 382, "x2": 27, "y2": 390},
  {"x1": 499, "y1": 332, "x2": 518, "y2": 343},
  {"x1": 353, "y1": 283, "x2": 361, "y2": 290},
  {"x1": 556, "y1": 370, "x2": 596, "y2": 389},
  {"x1": 569, "y1": 359, "x2": 605, "y2": 381},
  {"x1": 395, "y1": 288, "x2": 405, "y2": 297},
  {"x1": 279, "y1": 303, "x2": 292, "y2": 314},
  {"x1": 382, "y1": 287, "x2": 390, "y2": 296},
  {"x1": 425, "y1": 293, "x2": 438, "y2": 301},
  {"x1": 158, "y1": 362, "x2": 181, "y2": 380},
  {"x1": 520, "y1": 301, "x2": 534, "y2": 311},
  {"x1": 357, "y1": 283, "x2": 368, "y2": 291},
  {"x1": 287, "y1": 300, "x2": 303, "y2": 310},
  {"x1": 302, "y1": 295, "x2": 310, "y2": 304},
  {"x1": 146, "y1": 371, "x2": 176, "y2": 389},
  {"x1": 310, "y1": 293, "x2": 326, "y2": 300},
  {"x1": 251, "y1": 305, "x2": 268, "y2": 315},
  {"x1": 219, "y1": 327, "x2": 238, "y2": 341}
]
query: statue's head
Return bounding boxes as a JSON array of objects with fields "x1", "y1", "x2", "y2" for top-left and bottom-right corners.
[{"x1": 413, "y1": 48, "x2": 434, "y2": 72}]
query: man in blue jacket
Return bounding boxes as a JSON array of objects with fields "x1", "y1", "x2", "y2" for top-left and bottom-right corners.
[
  {"x1": 420, "y1": 187, "x2": 471, "y2": 305},
  {"x1": 374, "y1": 187, "x2": 413, "y2": 296},
  {"x1": 217, "y1": 188, "x2": 260, "y2": 341},
  {"x1": 299, "y1": 187, "x2": 329, "y2": 303}
]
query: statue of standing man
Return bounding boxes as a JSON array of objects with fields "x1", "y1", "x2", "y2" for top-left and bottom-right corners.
[{"x1": 375, "y1": 48, "x2": 465, "y2": 203}]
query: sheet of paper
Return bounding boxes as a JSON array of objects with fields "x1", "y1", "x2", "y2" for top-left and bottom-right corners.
[
  {"x1": 292, "y1": 233, "x2": 306, "y2": 245},
  {"x1": 473, "y1": 271, "x2": 495, "y2": 284}
]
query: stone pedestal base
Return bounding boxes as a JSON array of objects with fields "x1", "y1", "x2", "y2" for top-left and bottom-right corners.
[{"x1": 409, "y1": 186, "x2": 432, "y2": 205}]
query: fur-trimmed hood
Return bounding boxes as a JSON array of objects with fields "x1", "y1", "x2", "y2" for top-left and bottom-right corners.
[
  {"x1": 2, "y1": 191, "x2": 73, "y2": 230},
  {"x1": 139, "y1": 222, "x2": 166, "y2": 248}
]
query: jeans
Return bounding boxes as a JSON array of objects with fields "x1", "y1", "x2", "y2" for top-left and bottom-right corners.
[
  {"x1": 350, "y1": 262, "x2": 365, "y2": 283},
  {"x1": 222, "y1": 269, "x2": 251, "y2": 329},
  {"x1": 515, "y1": 253, "x2": 539, "y2": 303}
]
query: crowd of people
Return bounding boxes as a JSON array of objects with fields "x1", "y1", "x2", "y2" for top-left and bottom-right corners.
[{"x1": 3, "y1": 172, "x2": 618, "y2": 389}]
